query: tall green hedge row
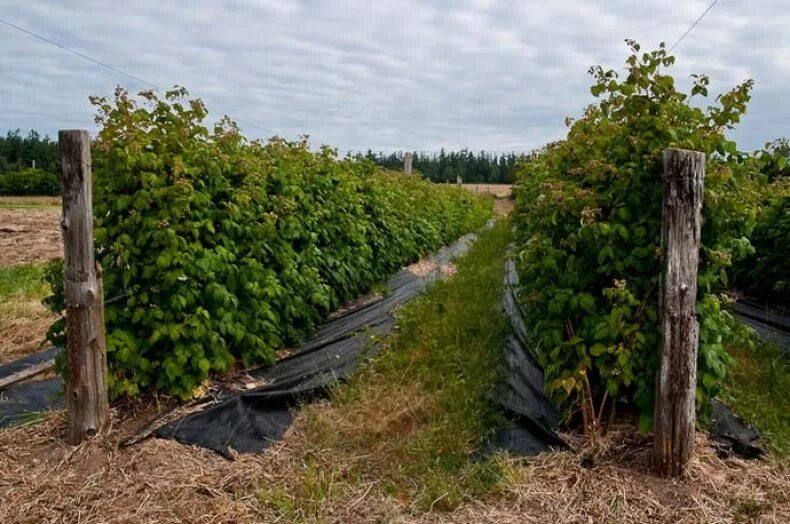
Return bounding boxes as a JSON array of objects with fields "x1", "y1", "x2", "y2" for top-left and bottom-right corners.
[
  {"x1": 0, "y1": 168, "x2": 60, "y2": 195},
  {"x1": 46, "y1": 88, "x2": 491, "y2": 399},
  {"x1": 513, "y1": 43, "x2": 768, "y2": 429},
  {"x1": 735, "y1": 189, "x2": 790, "y2": 308}
]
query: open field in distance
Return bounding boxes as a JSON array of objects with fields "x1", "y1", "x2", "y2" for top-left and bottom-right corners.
[
  {"x1": 0, "y1": 196, "x2": 60, "y2": 208},
  {"x1": 0, "y1": 208, "x2": 61, "y2": 267},
  {"x1": 461, "y1": 184, "x2": 512, "y2": 197}
]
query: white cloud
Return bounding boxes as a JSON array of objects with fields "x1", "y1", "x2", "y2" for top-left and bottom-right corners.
[{"x1": 0, "y1": 0, "x2": 787, "y2": 151}]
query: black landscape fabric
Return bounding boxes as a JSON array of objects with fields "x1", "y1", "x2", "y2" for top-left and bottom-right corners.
[
  {"x1": 0, "y1": 347, "x2": 60, "y2": 378},
  {"x1": 708, "y1": 398, "x2": 764, "y2": 459},
  {"x1": 155, "y1": 233, "x2": 479, "y2": 457},
  {"x1": 481, "y1": 255, "x2": 567, "y2": 456},
  {"x1": 733, "y1": 299, "x2": 790, "y2": 355},
  {"x1": 0, "y1": 348, "x2": 64, "y2": 429}
]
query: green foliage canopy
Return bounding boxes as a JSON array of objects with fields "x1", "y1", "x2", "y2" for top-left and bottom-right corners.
[
  {"x1": 513, "y1": 42, "x2": 766, "y2": 428},
  {"x1": 46, "y1": 87, "x2": 491, "y2": 399},
  {"x1": 0, "y1": 167, "x2": 60, "y2": 195},
  {"x1": 0, "y1": 130, "x2": 60, "y2": 195},
  {"x1": 736, "y1": 188, "x2": 790, "y2": 307}
]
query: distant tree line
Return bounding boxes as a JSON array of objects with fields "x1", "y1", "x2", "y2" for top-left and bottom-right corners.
[
  {"x1": 0, "y1": 130, "x2": 61, "y2": 195},
  {"x1": 0, "y1": 129, "x2": 59, "y2": 172},
  {"x1": 363, "y1": 150, "x2": 523, "y2": 183}
]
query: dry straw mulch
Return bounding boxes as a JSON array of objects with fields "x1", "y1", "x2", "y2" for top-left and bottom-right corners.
[
  {"x1": 0, "y1": 294, "x2": 55, "y2": 363},
  {"x1": 0, "y1": 413, "x2": 268, "y2": 523},
  {"x1": 420, "y1": 431, "x2": 790, "y2": 524},
  {"x1": 1, "y1": 410, "x2": 787, "y2": 524},
  {"x1": 0, "y1": 208, "x2": 62, "y2": 267}
]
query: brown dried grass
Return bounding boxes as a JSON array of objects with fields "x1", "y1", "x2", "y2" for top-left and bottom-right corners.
[
  {"x1": 1, "y1": 411, "x2": 787, "y2": 523},
  {"x1": 0, "y1": 404, "x2": 411, "y2": 523},
  {"x1": 0, "y1": 208, "x2": 62, "y2": 266},
  {"x1": 0, "y1": 294, "x2": 55, "y2": 363},
  {"x1": 415, "y1": 430, "x2": 790, "y2": 524},
  {"x1": 0, "y1": 412, "x2": 270, "y2": 523}
]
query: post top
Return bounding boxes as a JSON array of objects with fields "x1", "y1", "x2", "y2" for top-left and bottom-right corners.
[
  {"x1": 663, "y1": 148, "x2": 705, "y2": 157},
  {"x1": 58, "y1": 129, "x2": 91, "y2": 138}
]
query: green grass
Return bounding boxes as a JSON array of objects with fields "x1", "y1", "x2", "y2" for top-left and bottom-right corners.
[
  {"x1": 365, "y1": 219, "x2": 512, "y2": 509},
  {"x1": 258, "y1": 219, "x2": 513, "y2": 518},
  {"x1": 0, "y1": 196, "x2": 59, "y2": 208},
  {"x1": 0, "y1": 264, "x2": 48, "y2": 300},
  {"x1": 723, "y1": 335, "x2": 790, "y2": 458},
  {"x1": 0, "y1": 264, "x2": 52, "y2": 362},
  {"x1": 1, "y1": 411, "x2": 49, "y2": 429}
]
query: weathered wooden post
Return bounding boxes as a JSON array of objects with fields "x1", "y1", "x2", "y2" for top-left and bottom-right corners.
[
  {"x1": 404, "y1": 152, "x2": 413, "y2": 176},
  {"x1": 654, "y1": 148, "x2": 705, "y2": 477},
  {"x1": 59, "y1": 129, "x2": 109, "y2": 444}
]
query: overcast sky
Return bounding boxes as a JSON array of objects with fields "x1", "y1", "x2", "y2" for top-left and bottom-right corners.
[{"x1": 0, "y1": 1, "x2": 787, "y2": 153}]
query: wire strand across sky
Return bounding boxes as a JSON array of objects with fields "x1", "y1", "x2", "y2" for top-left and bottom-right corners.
[
  {"x1": 0, "y1": 17, "x2": 279, "y2": 137},
  {"x1": 668, "y1": 0, "x2": 721, "y2": 52}
]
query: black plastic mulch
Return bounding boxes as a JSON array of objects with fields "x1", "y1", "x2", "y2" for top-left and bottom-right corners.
[
  {"x1": 0, "y1": 348, "x2": 63, "y2": 429},
  {"x1": 733, "y1": 299, "x2": 790, "y2": 355},
  {"x1": 480, "y1": 256, "x2": 567, "y2": 456},
  {"x1": 709, "y1": 398, "x2": 764, "y2": 459}
]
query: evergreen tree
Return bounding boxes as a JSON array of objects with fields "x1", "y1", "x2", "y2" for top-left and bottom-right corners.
[
  {"x1": 362, "y1": 149, "x2": 525, "y2": 183},
  {"x1": 0, "y1": 129, "x2": 59, "y2": 173}
]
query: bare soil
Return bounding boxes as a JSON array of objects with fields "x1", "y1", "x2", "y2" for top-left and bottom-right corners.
[{"x1": 0, "y1": 208, "x2": 62, "y2": 266}]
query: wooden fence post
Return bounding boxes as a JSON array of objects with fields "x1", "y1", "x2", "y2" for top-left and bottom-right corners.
[
  {"x1": 404, "y1": 152, "x2": 413, "y2": 175},
  {"x1": 654, "y1": 148, "x2": 705, "y2": 477},
  {"x1": 59, "y1": 129, "x2": 109, "y2": 444}
]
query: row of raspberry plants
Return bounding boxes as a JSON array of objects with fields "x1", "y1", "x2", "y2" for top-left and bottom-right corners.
[
  {"x1": 45, "y1": 88, "x2": 491, "y2": 399},
  {"x1": 513, "y1": 42, "x2": 774, "y2": 430}
]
